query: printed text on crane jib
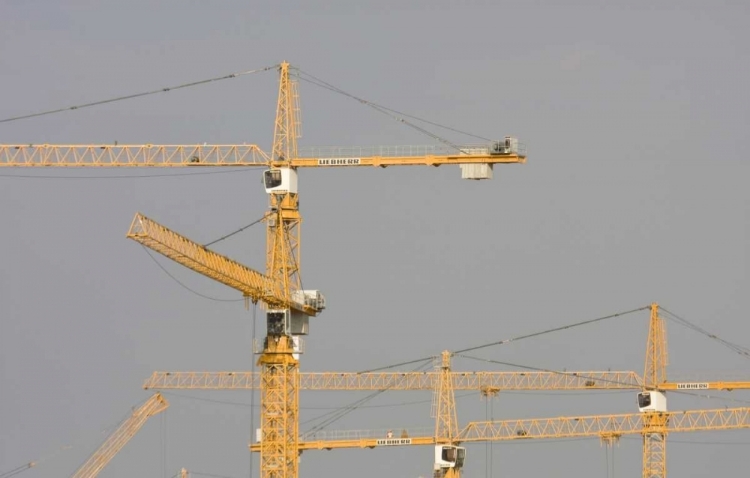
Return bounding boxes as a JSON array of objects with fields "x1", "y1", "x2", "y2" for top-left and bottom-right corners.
[
  {"x1": 317, "y1": 158, "x2": 362, "y2": 166},
  {"x1": 376, "y1": 438, "x2": 412, "y2": 446}
]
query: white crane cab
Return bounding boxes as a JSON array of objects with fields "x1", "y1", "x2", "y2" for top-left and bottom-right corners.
[
  {"x1": 638, "y1": 391, "x2": 667, "y2": 413},
  {"x1": 434, "y1": 445, "x2": 466, "y2": 471},
  {"x1": 263, "y1": 168, "x2": 298, "y2": 194}
]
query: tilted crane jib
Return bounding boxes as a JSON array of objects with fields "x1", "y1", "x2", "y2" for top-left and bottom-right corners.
[
  {"x1": 72, "y1": 393, "x2": 168, "y2": 478},
  {"x1": 125, "y1": 212, "x2": 324, "y2": 318}
]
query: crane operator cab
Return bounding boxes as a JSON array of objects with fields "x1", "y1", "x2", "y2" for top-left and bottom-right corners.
[
  {"x1": 263, "y1": 168, "x2": 298, "y2": 194},
  {"x1": 434, "y1": 445, "x2": 466, "y2": 471},
  {"x1": 638, "y1": 391, "x2": 667, "y2": 413}
]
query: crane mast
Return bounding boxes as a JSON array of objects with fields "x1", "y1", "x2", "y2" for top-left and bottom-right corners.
[
  {"x1": 258, "y1": 62, "x2": 305, "y2": 478},
  {"x1": 639, "y1": 303, "x2": 670, "y2": 478}
]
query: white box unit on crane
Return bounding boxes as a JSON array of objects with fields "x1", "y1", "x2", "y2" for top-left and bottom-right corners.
[
  {"x1": 292, "y1": 289, "x2": 326, "y2": 312},
  {"x1": 637, "y1": 391, "x2": 667, "y2": 413},
  {"x1": 434, "y1": 445, "x2": 466, "y2": 471},
  {"x1": 459, "y1": 146, "x2": 493, "y2": 180},
  {"x1": 263, "y1": 168, "x2": 298, "y2": 194},
  {"x1": 266, "y1": 291, "x2": 325, "y2": 337},
  {"x1": 267, "y1": 309, "x2": 309, "y2": 336},
  {"x1": 460, "y1": 163, "x2": 493, "y2": 180}
]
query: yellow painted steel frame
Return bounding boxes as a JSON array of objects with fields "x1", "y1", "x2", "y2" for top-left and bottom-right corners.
[
  {"x1": 643, "y1": 303, "x2": 669, "y2": 478},
  {"x1": 142, "y1": 370, "x2": 644, "y2": 390},
  {"x1": 125, "y1": 213, "x2": 316, "y2": 315},
  {"x1": 258, "y1": 62, "x2": 302, "y2": 478},
  {"x1": 0, "y1": 144, "x2": 526, "y2": 168},
  {"x1": 259, "y1": 407, "x2": 750, "y2": 451},
  {"x1": 0, "y1": 60, "x2": 531, "y2": 478},
  {"x1": 258, "y1": 337, "x2": 299, "y2": 478},
  {"x1": 72, "y1": 393, "x2": 168, "y2": 478},
  {"x1": 434, "y1": 351, "x2": 459, "y2": 443}
]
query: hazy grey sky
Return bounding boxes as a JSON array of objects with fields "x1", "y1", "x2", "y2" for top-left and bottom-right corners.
[{"x1": 1, "y1": 1, "x2": 749, "y2": 477}]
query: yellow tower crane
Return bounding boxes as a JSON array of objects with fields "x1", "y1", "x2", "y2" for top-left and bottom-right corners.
[
  {"x1": 279, "y1": 405, "x2": 750, "y2": 477},
  {"x1": 234, "y1": 303, "x2": 748, "y2": 478},
  {"x1": 71, "y1": 393, "x2": 168, "y2": 478},
  {"x1": 1, "y1": 62, "x2": 526, "y2": 478}
]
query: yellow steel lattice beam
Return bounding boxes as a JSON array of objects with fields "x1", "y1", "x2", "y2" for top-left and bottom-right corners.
[
  {"x1": 0, "y1": 144, "x2": 270, "y2": 167},
  {"x1": 458, "y1": 407, "x2": 750, "y2": 442},
  {"x1": 0, "y1": 145, "x2": 525, "y2": 168},
  {"x1": 143, "y1": 370, "x2": 644, "y2": 390},
  {"x1": 252, "y1": 407, "x2": 750, "y2": 452},
  {"x1": 72, "y1": 393, "x2": 168, "y2": 478},
  {"x1": 126, "y1": 213, "x2": 317, "y2": 315}
]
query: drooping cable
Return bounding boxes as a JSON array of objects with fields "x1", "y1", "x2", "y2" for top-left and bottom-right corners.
[
  {"x1": 140, "y1": 247, "x2": 245, "y2": 302},
  {"x1": 248, "y1": 302, "x2": 257, "y2": 478},
  {"x1": 162, "y1": 390, "x2": 474, "y2": 410},
  {"x1": 161, "y1": 412, "x2": 167, "y2": 478},
  {"x1": 605, "y1": 444, "x2": 610, "y2": 478},
  {"x1": 612, "y1": 442, "x2": 616, "y2": 478},
  {"x1": 489, "y1": 397, "x2": 494, "y2": 478},
  {"x1": 484, "y1": 396, "x2": 492, "y2": 478},
  {"x1": 0, "y1": 65, "x2": 277, "y2": 124},
  {"x1": 302, "y1": 360, "x2": 434, "y2": 434},
  {"x1": 302, "y1": 359, "x2": 433, "y2": 431},
  {"x1": 0, "y1": 397, "x2": 151, "y2": 478}
]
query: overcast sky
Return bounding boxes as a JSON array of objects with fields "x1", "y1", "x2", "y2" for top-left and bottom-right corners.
[{"x1": 1, "y1": 1, "x2": 749, "y2": 477}]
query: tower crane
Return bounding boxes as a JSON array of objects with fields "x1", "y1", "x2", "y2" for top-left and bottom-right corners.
[
  {"x1": 71, "y1": 393, "x2": 168, "y2": 478},
  {"x1": 276, "y1": 405, "x2": 750, "y2": 478},
  {"x1": 1, "y1": 62, "x2": 526, "y2": 478},
  {"x1": 237, "y1": 303, "x2": 749, "y2": 478}
]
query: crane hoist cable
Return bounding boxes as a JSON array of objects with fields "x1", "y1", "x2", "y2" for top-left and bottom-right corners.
[
  {"x1": 140, "y1": 247, "x2": 245, "y2": 303},
  {"x1": 162, "y1": 389, "x2": 476, "y2": 411},
  {"x1": 302, "y1": 360, "x2": 434, "y2": 433},
  {"x1": 137, "y1": 213, "x2": 267, "y2": 302},
  {"x1": 249, "y1": 302, "x2": 257, "y2": 478}
]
